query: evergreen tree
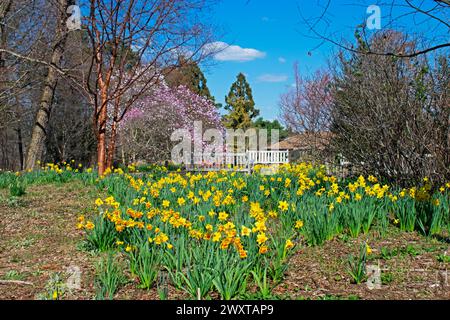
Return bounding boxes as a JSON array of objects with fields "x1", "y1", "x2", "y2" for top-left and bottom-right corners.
[
  {"x1": 165, "y1": 58, "x2": 215, "y2": 103},
  {"x1": 253, "y1": 117, "x2": 290, "y2": 144},
  {"x1": 223, "y1": 73, "x2": 259, "y2": 129}
]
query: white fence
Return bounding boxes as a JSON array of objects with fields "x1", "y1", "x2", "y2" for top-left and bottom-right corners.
[
  {"x1": 247, "y1": 150, "x2": 289, "y2": 164},
  {"x1": 188, "y1": 150, "x2": 289, "y2": 172}
]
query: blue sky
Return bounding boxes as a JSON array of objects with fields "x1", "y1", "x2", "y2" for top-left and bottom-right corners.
[{"x1": 203, "y1": 0, "x2": 449, "y2": 121}]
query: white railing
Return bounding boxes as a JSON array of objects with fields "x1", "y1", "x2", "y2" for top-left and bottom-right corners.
[
  {"x1": 247, "y1": 150, "x2": 289, "y2": 164},
  {"x1": 192, "y1": 153, "x2": 248, "y2": 166},
  {"x1": 188, "y1": 150, "x2": 289, "y2": 172}
]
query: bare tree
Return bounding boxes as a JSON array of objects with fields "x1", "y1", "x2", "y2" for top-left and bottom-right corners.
[
  {"x1": 0, "y1": 0, "x2": 217, "y2": 172},
  {"x1": 83, "y1": 0, "x2": 215, "y2": 174},
  {"x1": 330, "y1": 30, "x2": 449, "y2": 184},
  {"x1": 299, "y1": 0, "x2": 449, "y2": 58},
  {"x1": 428, "y1": 55, "x2": 450, "y2": 182},
  {"x1": 0, "y1": 0, "x2": 57, "y2": 170},
  {"x1": 279, "y1": 62, "x2": 333, "y2": 157},
  {"x1": 0, "y1": 0, "x2": 13, "y2": 129},
  {"x1": 280, "y1": 63, "x2": 332, "y2": 133},
  {"x1": 24, "y1": 0, "x2": 76, "y2": 170},
  {"x1": 46, "y1": 102, "x2": 96, "y2": 166}
]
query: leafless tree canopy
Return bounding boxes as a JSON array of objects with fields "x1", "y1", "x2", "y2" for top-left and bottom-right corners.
[
  {"x1": 0, "y1": 0, "x2": 217, "y2": 173},
  {"x1": 299, "y1": 0, "x2": 449, "y2": 58},
  {"x1": 0, "y1": 0, "x2": 65, "y2": 169},
  {"x1": 280, "y1": 63, "x2": 333, "y2": 134},
  {"x1": 82, "y1": 0, "x2": 216, "y2": 174},
  {"x1": 330, "y1": 31, "x2": 449, "y2": 185}
]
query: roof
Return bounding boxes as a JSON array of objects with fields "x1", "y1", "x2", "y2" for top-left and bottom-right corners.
[{"x1": 269, "y1": 132, "x2": 332, "y2": 151}]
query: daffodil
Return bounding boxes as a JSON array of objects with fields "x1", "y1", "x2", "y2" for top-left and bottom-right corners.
[
  {"x1": 212, "y1": 232, "x2": 221, "y2": 242},
  {"x1": 285, "y1": 239, "x2": 294, "y2": 250},
  {"x1": 208, "y1": 210, "x2": 216, "y2": 217},
  {"x1": 366, "y1": 244, "x2": 372, "y2": 255},
  {"x1": 268, "y1": 211, "x2": 278, "y2": 218},
  {"x1": 239, "y1": 250, "x2": 248, "y2": 259},
  {"x1": 278, "y1": 201, "x2": 289, "y2": 212},
  {"x1": 162, "y1": 200, "x2": 170, "y2": 208},
  {"x1": 256, "y1": 232, "x2": 268, "y2": 245},
  {"x1": 85, "y1": 221, "x2": 95, "y2": 230},
  {"x1": 218, "y1": 211, "x2": 228, "y2": 221},
  {"x1": 259, "y1": 246, "x2": 268, "y2": 254},
  {"x1": 177, "y1": 197, "x2": 186, "y2": 206},
  {"x1": 241, "y1": 226, "x2": 251, "y2": 237}
]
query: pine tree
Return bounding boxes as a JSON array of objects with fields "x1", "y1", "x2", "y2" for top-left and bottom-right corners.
[
  {"x1": 165, "y1": 58, "x2": 215, "y2": 103},
  {"x1": 223, "y1": 73, "x2": 259, "y2": 129}
]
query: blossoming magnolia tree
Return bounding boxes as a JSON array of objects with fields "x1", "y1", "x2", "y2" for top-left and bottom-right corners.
[{"x1": 119, "y1": 84, "x2": 223, "y2": 164}]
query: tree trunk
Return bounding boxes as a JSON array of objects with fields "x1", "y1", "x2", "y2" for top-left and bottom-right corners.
[
  {"x1": 16, "y1": 126, "x2": 23, "y2": 170},
  {"x1": 96, "y1": 73, "x2": 109, "y2": 175},
  {"x1": 106, "y1": 97, "x2": 121, "y2": 169},
  {"x1": 106, "y1": 120, "x2": 118, "y2": 169},
  {"x1": 97, "y1": 134, "x2": 107, "y2": 175},
  {"x1": 24, "y1": 0, "x2": 72, "y2": 170},
  {"x1": 121, "y1": 144, "x2": 126, "y2": 166},
  {"x1": 97, "y1": 102, "x2": 108, "y2": 175}
]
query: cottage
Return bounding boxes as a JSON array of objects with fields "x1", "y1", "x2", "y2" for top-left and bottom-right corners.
[{"x1": 268, "y1": 132, "x2": 332, "y2": 162}]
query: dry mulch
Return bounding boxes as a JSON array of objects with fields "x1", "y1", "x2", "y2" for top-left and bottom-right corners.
[
  {"x1": 0, "y1": 182, "x2": 98, "y2": 300},
  {"x1": 274, "y1": 230, "x2": 450, "y2": 300}
]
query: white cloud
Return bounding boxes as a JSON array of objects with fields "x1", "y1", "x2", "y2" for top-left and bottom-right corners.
[
  {"x1": 204, "y1": 41, "x2": 266, "y2": 62},
  {"x1": 257, "y1": 74, "x2": 288, "y2": 83},
  {"x1": 278, "y1": 57, "x2": 286, "y2": 64}
]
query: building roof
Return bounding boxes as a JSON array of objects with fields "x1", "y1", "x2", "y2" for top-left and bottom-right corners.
[{"x1": 269, "y1": 132, "x2": 332, "y2": 151}]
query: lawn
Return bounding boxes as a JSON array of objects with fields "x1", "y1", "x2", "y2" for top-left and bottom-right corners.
[{"x1": 0, "y1": 163, "x2": 449, "y2": 300}]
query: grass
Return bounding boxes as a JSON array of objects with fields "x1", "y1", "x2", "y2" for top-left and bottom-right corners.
[
  {"x1": 0, "y1": 195, "x2": 26, "y2": 208},
  {"x1": 347, "y1": 243, "x2": 368, "y2": 284},
  {"x1": 381, "y1": 272, "x2": 395, "y2": 285},
  {"x1": 9, "y1": 180, "x2": 26, "y2": 197},
  {"x1": 2, "y1": 270, "x2": 26, "y2": 281},
  {"x1": 436, "y1": 254, "x2": 450, "y2": 263},
  {"x1": 12, "y1": 237, "x2": 36, "y2": 249}
]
